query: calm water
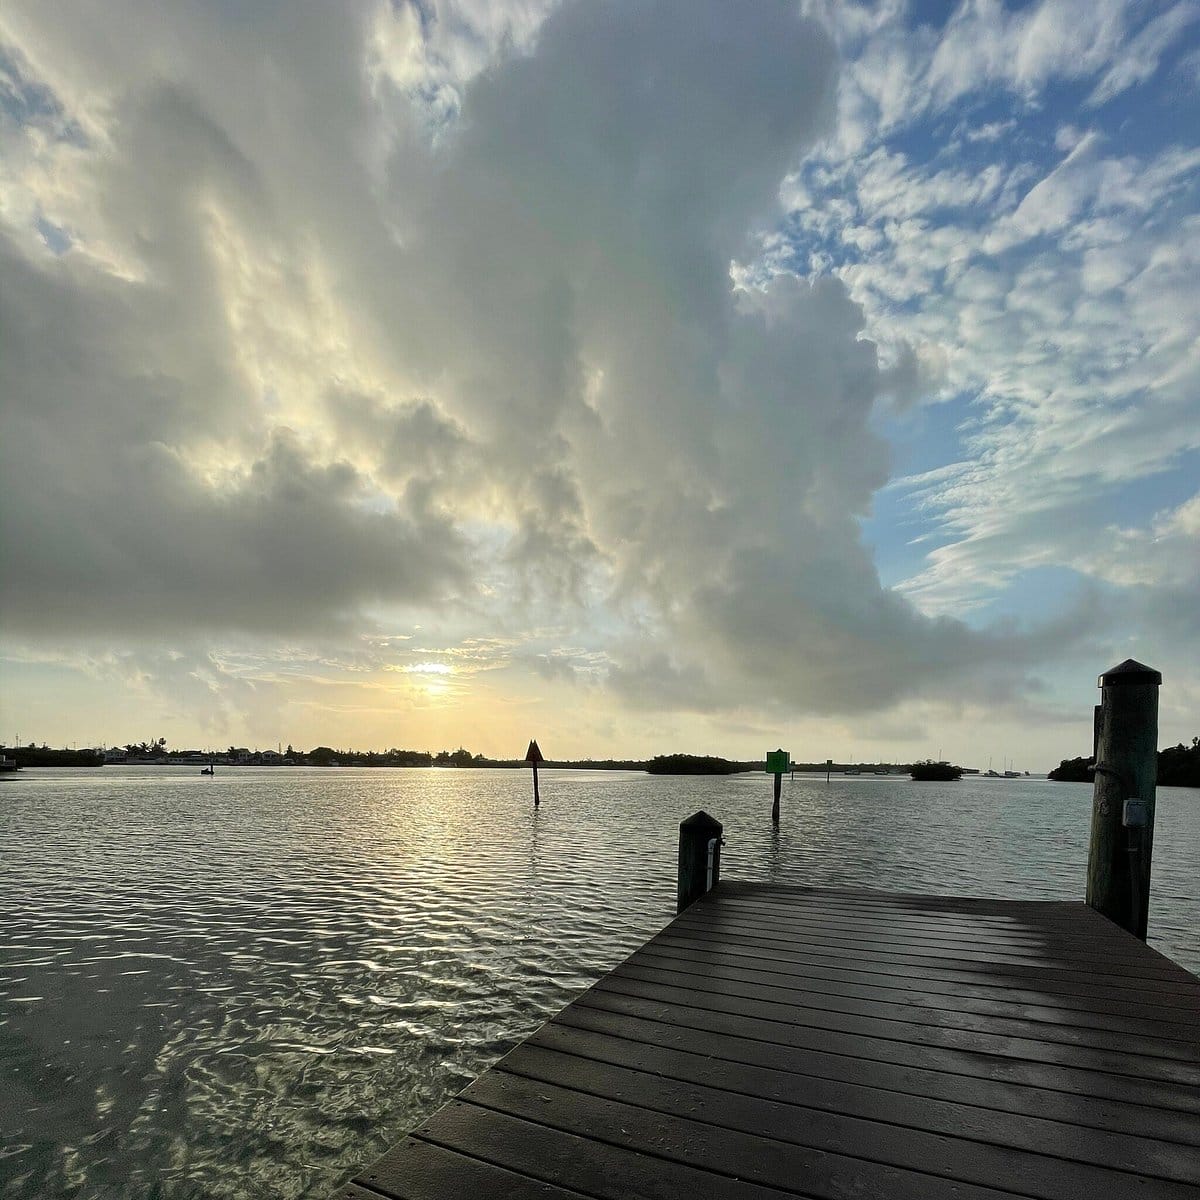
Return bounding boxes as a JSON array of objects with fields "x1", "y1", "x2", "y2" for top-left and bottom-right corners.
[{"x1": 1, "y1": 767, "x2": 1197, "y2": 1199}]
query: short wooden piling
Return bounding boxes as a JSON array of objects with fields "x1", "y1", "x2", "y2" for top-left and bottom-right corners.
[
  {"x1": 677, "y1": 810, "x2": 722, "y2": 912},
  {"x1": 1086, "y1": 659, "x2": 1161, "y2": 939}
]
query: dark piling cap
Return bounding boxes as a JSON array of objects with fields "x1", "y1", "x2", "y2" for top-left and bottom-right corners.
[
  {"x1": 1098, "y1": 659, "x2": 1162, "y2": 688},
  {"x1": 680, "y1": 810, "x2": 722, "y2": 834}
]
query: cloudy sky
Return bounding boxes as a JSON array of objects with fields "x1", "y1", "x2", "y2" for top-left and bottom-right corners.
[{"x1": 1, "y1": 0, "x2": 1197, "y2": 766}]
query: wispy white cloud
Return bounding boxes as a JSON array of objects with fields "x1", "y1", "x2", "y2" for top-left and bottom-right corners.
[
  {"x1": 783, "y1": 1, "x2": 1200, "y2": 735},
  {"x1": 1088, "y1": 1, "x2": 1199, "y2": 104}
]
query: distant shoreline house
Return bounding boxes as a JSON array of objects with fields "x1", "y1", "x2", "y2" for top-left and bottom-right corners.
[{"x1": 165, "y1": 751, "x2": 216, "y2": 765}]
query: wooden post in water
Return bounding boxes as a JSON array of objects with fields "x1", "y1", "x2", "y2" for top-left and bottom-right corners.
[
  {"x1": 525, "y1": 739, "x2": 543, "y2": 808},
  {"x1": 765, "y1": 748, "x2": 789, "y2": 824},
  {"x1": 677, "y1": 811, "x2": 722, "y2": 912},
  {"x1": 1087, "y1": 659, "x2": 1161, "y2": 940}
]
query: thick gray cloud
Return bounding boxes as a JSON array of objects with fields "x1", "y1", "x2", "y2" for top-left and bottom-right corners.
[
  {"x1": 0, "y1": 0, "x2": 1093, "y2": 724},
  {"x1": 0, "y1": 238, "x2": 467, "y2": 635}
]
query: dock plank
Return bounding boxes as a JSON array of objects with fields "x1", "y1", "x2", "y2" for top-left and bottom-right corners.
[
  {"x1": 463, "y1": 1071, "x2": 1023, "y2": 1200},
  {"x1": 668, "y1": 917, "x2": 1198, "y2": 987},
  {"x1": 630, "y1": 944, "x2": 1200, "y2": 1034},
  {"x1": 522, "y1": 1022, "x2": 1200, "y2": 1181},
  {"x1": 590, "y1": 975, "x2": 1200, "y2": 1084},
  {"x1": 578, "y1": 987, "x2": 1200, "y2": 1112},
  {"x1": 497, "y1": 1042, "x2": 1200, "y2": 1198},
  {"x1": 654, "y1": 931, "x2": 1200, "y2": 1007},
  {"x1": 615, "y1": 959, "x2": 1200, "y2": 1060},
  {"x1": 334, "y1": 884, "x2": 1200, "y2": 1200},
  {"x1": 675, "y1": 908, "x2": 1193, "y2": 973},
  {"x1": 553, "y1": 1003, "x2": 1200, "y2": 1147},
  {"x1": 347, "y1": 1139, "x2": 592, "y2": 1200},
  {"x1": 375, "y1": 1106, "x2": 799, "y2": 1200}
]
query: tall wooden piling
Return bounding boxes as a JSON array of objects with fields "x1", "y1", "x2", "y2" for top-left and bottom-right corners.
[
  {"x1": 765, "y1": 749, "x2": 788, "y2": 824},
  {"x1": 1086, "y1": 659, "x2": 1161, "y2": 940},
  {"x1": 677, "y1": 811, "x2": 722, "y2": 912},
  {"x1": 525, "y1": 739, "x2": 543, "y2": 808}
]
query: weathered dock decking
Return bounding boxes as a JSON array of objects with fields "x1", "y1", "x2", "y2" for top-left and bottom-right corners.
[{"x1": 334, "y1": 881, "x2": 1200, "y2": 1200}]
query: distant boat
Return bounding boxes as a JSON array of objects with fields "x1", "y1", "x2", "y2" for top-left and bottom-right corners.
[
  {"x1": 983, "y1": 769, "x2": 1001, "y2": 778},
  {"x1": 873, "y1": 768, "x2": 889, "y2": 776},
  {"x1": 0, "y1": 755, "x2": 20, "y2": 775},
  {"x1": 910, "y1": 760, "x2": 963, "y2": 781},
  {"x1": 844, "y1": 766, "x2": 861, "y2": 775},
  {"x1": 1003, "y1": 770, "x2": 1021, "y2": 778},
  {"x1": 201, "y1": 762, "x2": 215, "y2": 775}
]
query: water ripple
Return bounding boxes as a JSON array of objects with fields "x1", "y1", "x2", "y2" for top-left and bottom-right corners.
[{"x1": 0, "y1": 767, "x2": 1196, "y2": 1199}]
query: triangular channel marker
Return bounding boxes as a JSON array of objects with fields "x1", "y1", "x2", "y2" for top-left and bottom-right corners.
[{"x1": 525, "y1": 740, "x2": 543, "y2": 808}]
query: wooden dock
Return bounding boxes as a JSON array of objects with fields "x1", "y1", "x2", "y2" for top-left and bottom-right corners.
[{"x1": 333, "y1": 881, "x2": 1200, "y2": 1200}]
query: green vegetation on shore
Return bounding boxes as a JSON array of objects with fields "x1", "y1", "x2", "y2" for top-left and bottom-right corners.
[
  {"x1": 910, "y1": 760, "x2": 963, "y2": 781},
  {"x1": 1047, "y1": 756, "x2": 1094, "y2": 782},
  {"x1": 1160, "y1": 740, "x2": 1200, "y2": 787},
  {"x1": 1048, "y1": 738, "x2": 1200, "y2": 787},
  {"x1": 646, "y1": 754, "x2": 753, "y2": 775},
  {"x1": 2, "y1": 741, "x2": 649, "y2": 771},
  {"x1": 23, "y1": 736, "x2": 1197, "y2": 785},
  {"x1": 0, "y1": 741, "x2": 951, "y2": 776},
  {"x1": 4, "y1": 747, "x2": 104, "y2": 768}
]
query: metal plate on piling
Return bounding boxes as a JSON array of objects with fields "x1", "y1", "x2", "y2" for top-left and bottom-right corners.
[{"x1": 765, "y1": 749, "x2": 789, "y2": 774}]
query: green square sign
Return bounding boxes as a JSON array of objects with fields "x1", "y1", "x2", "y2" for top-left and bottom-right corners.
[{"x1": 765, "y1": 749, "x2": 789, "y2": 774}]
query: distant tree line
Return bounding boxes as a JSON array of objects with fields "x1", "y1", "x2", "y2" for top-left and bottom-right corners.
[
  {"x1": 4, "y1": 742, "x2": 656, "y2": 771},
  {"x1": 2, "y1": 741, "x2": 999, "y2": 777},
  {"x1": 1048, "y1": 738, "x2": 1200, "y2": 788},
  {"x1": 306, "y1": 746, "x2": 437, "y2": 767},
  {"x1": 1159, "y1": 739, "x2": 1200, "y2": 787},
  {"x1": 3, "y1": 745, "x2": 104, "y2": 767},
  {"x1": 646, "y1": 754, "x2": 754, "y2": 775},
  {"x1": 1047, "y1": 756, "x2": 1094, "y2": 782}
]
